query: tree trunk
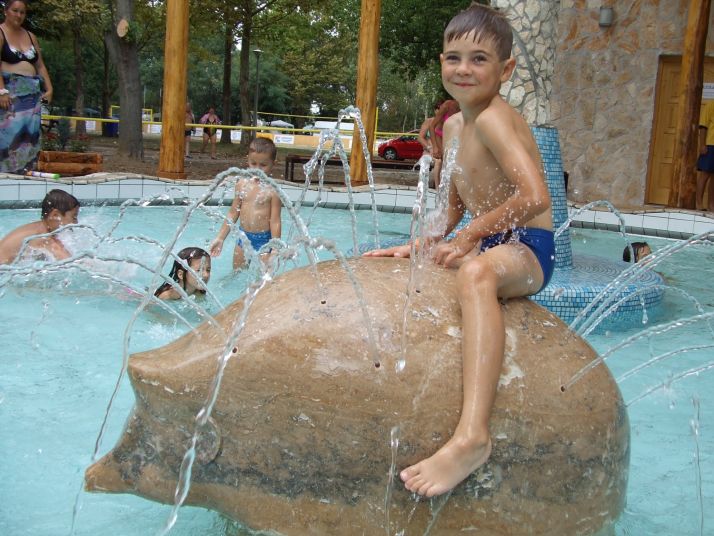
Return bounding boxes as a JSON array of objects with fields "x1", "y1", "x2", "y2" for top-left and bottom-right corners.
[
  {"x1": 73, "y1": 26, "x2": 86, "y2": 136},
  {"x1": 238, "y1": 3, "x2": 253, "y2": 148},
  {"x1": 219, "y1": 18, "x2": 233, "y2": 145},
  {"x1": 104, "y1": 0, "x2": 144, "y2": 159}
]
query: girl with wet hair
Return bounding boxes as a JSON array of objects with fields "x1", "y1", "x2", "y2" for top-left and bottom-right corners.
[{"x1": 154, "y1": 247, "x2": 212, "y2": 300}]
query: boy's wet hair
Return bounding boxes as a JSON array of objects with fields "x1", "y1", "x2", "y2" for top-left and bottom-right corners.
[
  {"x1": 41, "y1": 189, "x2": 80, "y2": 219},
  {"x1": 155, "y1": 247, "x2": 210, "y2": 297},
  {"x1": 249, "y1": 136, "x2": 277, "y2": 160},
  {"x1": 622, "y1": 242, "x2": 650, "y2": 263},
  {"x1": 444, "y1": 3, "x2": 513, "y2": 61}
]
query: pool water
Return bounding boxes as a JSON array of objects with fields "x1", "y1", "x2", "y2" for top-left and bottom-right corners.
[{"x1": 1, "y1": 205, "x2": 712, "y2": 535}]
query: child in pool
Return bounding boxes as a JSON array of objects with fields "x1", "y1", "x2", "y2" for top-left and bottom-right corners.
[
  {"x1": 0, "y1": 189, "x2": 79, "y2": 264},
  {"x1": 622, "y1": 241, "x2": 652, "y2": 263},
  {"x1": 365, "y1": 3, "x2": 553, "y2": 498},
  {"x1": 154, "y1": 247, "x2": 211, "y2": 300},
  {"x1": 209, "y1": 137, "x2": 282, "y2": 270}
]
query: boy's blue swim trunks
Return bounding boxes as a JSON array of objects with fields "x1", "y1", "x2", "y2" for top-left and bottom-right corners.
[
  {"x1": 237, "y1": 227, "x2": 272, "y2": 252},
  {"x1": 479, "y1": 227, "x2": 555, "y2": 293}
]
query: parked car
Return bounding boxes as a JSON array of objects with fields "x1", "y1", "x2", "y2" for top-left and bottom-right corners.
[{"x1": 377, "y1": 130, "x2": 423, "y2": 160}]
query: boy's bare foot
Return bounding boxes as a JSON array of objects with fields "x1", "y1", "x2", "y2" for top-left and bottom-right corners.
[{"x1": 400, "y1": 436, "x2": 492, "y2": 497}]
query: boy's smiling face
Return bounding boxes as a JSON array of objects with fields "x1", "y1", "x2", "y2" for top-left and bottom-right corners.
[{"x1": 440, "y1": 31, "x2": 515, "y2": 109}]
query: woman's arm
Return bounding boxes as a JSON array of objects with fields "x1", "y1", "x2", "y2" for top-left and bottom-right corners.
[
  {"x1": 0, "y1": 32, "x2": 11, "y2": 110},
  {"x1": 417, "y1": 117, "x2": 432, "y2": 150},
  {"x1": 30, "y1": 32, "x2": 53, "y2": 103}
]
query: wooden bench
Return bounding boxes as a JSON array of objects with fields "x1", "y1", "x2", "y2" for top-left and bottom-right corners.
[{"x1": 284, "y1": 153, "x2": 417, "y2": 182}]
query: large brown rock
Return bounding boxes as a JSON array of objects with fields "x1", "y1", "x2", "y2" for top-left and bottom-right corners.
[{"x1": 85, "y1": 258, "x2": 629, "y2": 535}]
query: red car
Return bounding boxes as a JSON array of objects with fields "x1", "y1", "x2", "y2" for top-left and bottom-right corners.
[{"x1": 377, "y1": 131, "x2": 424, "y2": 160}]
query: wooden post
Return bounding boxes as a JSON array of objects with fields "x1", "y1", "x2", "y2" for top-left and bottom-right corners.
[
  {"x1": 668, "y1": 0, "x2": 711, "y2": 207},
  {"x1": 349, "y1": 0, "x2": 381, "y2": 186},
  {"x1": 157, "y1": 0, "x2": 189, "y2": 180}
]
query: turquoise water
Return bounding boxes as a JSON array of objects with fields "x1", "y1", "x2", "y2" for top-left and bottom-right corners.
[{"x1": 0, "y1": 205, "x2": 712, "y2": 535}]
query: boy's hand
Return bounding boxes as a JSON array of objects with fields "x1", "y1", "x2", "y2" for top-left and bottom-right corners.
[
  {"x1": 363, "y1": 243, "x2": 412, "y2": 258},
  {"x1": 209, "y1": 239, "x2": 223, "y2": 257},
  {"x1": 433, "y1": 235, "x2": 476, "y2": 267}
]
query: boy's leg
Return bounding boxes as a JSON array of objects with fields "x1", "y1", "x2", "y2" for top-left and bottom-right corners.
[{"x1": 401, "y1": 243, "x2": 544, "y2": 497}]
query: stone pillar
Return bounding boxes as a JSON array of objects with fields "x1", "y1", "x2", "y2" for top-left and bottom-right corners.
[{"x1": 493, "y1": 0, "x2": 559, "y2": 126}]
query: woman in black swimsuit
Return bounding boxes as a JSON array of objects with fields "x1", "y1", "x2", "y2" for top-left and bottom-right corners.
[
  {"x1": 200, "y1": 106, "x2": 221, "y2": 159},
  {"x1": 0, "y1": 0, "x2": 53, "y2": 173}
]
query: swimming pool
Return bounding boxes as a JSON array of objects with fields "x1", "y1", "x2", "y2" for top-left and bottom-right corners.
[{"x1": 1, "y1": 204, "x2": 712, "y2": 535}]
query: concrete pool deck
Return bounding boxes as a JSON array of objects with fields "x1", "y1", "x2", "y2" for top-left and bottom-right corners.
[{"x1": 1, "y1": 172, "x2": 713, "y2": 240}]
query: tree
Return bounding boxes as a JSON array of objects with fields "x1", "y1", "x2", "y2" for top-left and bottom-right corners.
[
  {"x1": 102, "y1": 0, "x2": 142, "y2": 157},
  {"x1": 380, "y1": 0, "x2": 481, "y2": 78},
  {"x1": 267, "y1": 1, "x2": 360, "y2": 119},
  {"x1": 26, "y1": 0, "x2": 106, "y2": 134}
]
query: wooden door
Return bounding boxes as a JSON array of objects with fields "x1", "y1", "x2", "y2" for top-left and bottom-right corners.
[{"x1": 646, "y1": 57, "x2": 714, "y2": 205}]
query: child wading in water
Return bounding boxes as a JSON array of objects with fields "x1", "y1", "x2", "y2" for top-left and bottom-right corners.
[
  {"x1": 210, "y1": 137, "x2": 282, "y2": 270},
  {"x1": 154, "y1": 247, "x2": 211, "y2": 300},
  {"x1": 365, "y1": 3, "x2": 554, "y2": 498},
  {"x1": 0, "y1": 189, "x2": 79, "y2": 264}
]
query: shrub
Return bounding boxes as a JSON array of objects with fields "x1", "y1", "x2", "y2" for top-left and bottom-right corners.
[
  {"x1": 68, "y1": 133, "x2": 90, "y2": 153},
  {"x1": 41, "y1": 131, "x2": 60, "y2": 151}
]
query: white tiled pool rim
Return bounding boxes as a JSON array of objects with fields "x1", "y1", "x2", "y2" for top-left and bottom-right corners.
[{"x1": 1, "y1": 173, "x2": 713, "y2": 240}]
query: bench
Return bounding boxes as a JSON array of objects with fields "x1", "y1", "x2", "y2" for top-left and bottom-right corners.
[{"x1": 284, "y1": 153, "x2": 417, "y2": 182}]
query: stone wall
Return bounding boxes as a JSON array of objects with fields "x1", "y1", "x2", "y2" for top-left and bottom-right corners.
[
  {"x1": 493, "y1": 0, "x2": 559, "y2": 126},
  {"x1": 550, "y1": 1, "x2": 714, "y2": 207}
]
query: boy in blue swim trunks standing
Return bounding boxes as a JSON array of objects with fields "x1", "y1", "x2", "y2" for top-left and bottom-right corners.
[
  {"x1": 210, "y1": 137, "x2": 282, "y2": 270},
  {"x1": 365, "y1": 3, "x2": 554, "y2": 498}
]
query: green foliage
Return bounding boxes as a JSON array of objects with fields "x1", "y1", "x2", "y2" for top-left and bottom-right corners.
[
  {"x1": 24, "y1": 0, "x2": 493, "y2": 136},
  {"x1": 377, "y1": 59, "x2": 443, "y2": 132},
  {"x1": 41, "y1": 131, "x2": 61, "y2": 151},
  {"x1": 68, "y1": 133, "x2": 91, "y2": 152},
  {"x1": 380, "y1": 0, "x2": 488, "y2": 78},
  {"x1": 266, "y1": 0, "x2": 360, "y2": 118}
]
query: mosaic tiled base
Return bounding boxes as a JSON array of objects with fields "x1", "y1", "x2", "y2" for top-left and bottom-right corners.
[
  {"x1": 531, "y1": 126, "x2": 663, "y2": 330},
  {"x1": 533, "y1": 254, "x2": 665, "y2": 332}
]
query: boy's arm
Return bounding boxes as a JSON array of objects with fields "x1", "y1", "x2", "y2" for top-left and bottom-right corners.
[
  {"x1": 364, "y1": 180, "x2": 465, "y2": 259},
  {"x1": 44, "y1": 237, "x2": 71, "y2": 260},
  {"x1": 269, "y1": 193, "x2": 282, "y2": 239},
  {"x1": 0, "y1": 232, "x2": 21, "y2": 264},
  {"x1": 442, "y1": 111, "x2": 550, "y2": 264},
  {"x1": 209, "y1": 184, "x2": 242, "y2": 256},
  {"x1": 417, "y1": 118, "x2": 431, "y2": 150}
]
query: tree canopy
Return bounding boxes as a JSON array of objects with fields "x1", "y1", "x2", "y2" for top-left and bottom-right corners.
[{"x1": 19, "y1": 0, "x2": 488, "y2": 139}]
